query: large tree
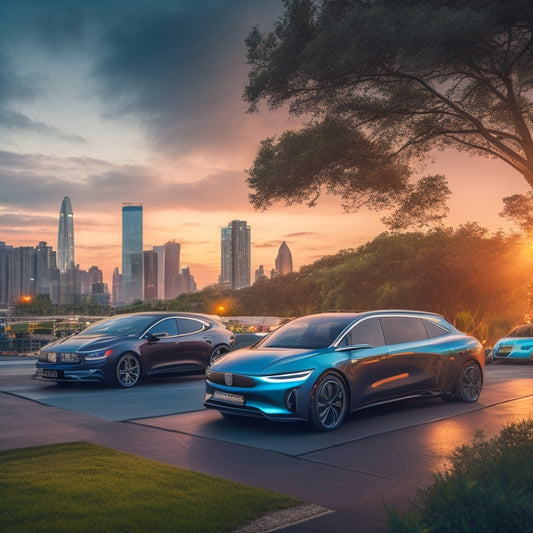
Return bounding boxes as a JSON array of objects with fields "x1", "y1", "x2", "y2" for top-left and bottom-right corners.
[{"x1": 244, "y1": 0, "x2": 533, "y2": 228}]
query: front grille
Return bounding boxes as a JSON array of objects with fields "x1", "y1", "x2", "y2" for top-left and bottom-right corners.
[
  {"x1": 495, "y1": 346, "x2": 511, "y2": 357},
  {"x1": 39, "y1": 352, "x2": 80, "y2": 363},
  {"x1": 208, "y1": 371, "x2": 255, "y2": 388}
]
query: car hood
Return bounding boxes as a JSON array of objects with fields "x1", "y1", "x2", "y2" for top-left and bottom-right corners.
[
  {"x1": 494, "y1": 336, "x2": 533, "y2": 347},
  {"x1": 211, "y1": 346, "x2": 326, "y2": 374},
  {"x1": 41, "y1": 334, "x2": 135, "y2": 352}
]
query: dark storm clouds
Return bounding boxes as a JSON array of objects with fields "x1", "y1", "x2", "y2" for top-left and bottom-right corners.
[
  {"x1": 0, "y1": 0, "x2": 281, "y2": 152},
  {"x1": 0, "y1": 1, "x2": 283, "y2": 215}
]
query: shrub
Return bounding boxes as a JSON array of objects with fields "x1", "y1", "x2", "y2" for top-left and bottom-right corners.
[{"x1": 388, "y1": 419, "x2": 533, "y2": 532}]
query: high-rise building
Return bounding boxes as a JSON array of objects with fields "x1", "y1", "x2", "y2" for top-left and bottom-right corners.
[
  {"x1": 176, "y1": 267, "x2": 197, "y2": 295},
  {"x1": 0, "y1": 242, "x2": 12, "y2": 308},
  {"x1": 121, "y1": 204, "x2": 143, "y2": 303},
  {"x1": 220, "y1": 220, "x2": 251, "y2": 290},
  {"x1": 112, "y1": 267, "x2": 122, "y2": 306},
  {"x1": 143, "y1": 251, "x2": 158, "y2": 301},
  {"x1": 57, "y1": 197, "x2": 75, "y2": 274},
  {"x1": 254, "y1": 264, "x2": 267, "y2": 283},
  {"x1": 35, "y1": 241, "x2": 60, "y2": 303},
  {"x1": 275, "y1": 241, "x2": 293, "y2": 276},
  {"x1": 164, "y1": 240, "x2": 181, "y2": 299},
  {"x1": 1, "y1": 241, "x2": 62, "y2": 306},
  {"x1": 152, "y1": 245, "x2": 165, "y2": 299}
]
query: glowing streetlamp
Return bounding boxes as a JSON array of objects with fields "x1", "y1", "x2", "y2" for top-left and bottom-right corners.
[{"x1": 20, "y1": 295, "x2": 32, "y2": 315}]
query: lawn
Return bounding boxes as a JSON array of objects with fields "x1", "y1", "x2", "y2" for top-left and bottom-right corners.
[{"x1": 0, "y1": 441, "x2": 301, "y2": 532}]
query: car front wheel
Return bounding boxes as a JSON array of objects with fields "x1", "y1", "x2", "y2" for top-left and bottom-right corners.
[
  {"x1": 309, "y1": 373, "x2": 347, "y2": 431},
  {"x1": 115, "y1": 353, "x2": 141, "y2": 388},
  {"x1": 456, "y1": 362, "x2": 482, "y2": 402}
]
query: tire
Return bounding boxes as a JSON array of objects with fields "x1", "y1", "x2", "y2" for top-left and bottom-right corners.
[
  {"x1": 455, "y1": 362, "x2": 482, "y2": 402},
  {"x1": 115, "y1": 353, "x2": 141, "y2": 388},
  {"x1": 309, "y1": 373, "x2": 347, "y2": 431},
  {"x1": 210, "y1": 344, "x2": 230, "y2": 365}
]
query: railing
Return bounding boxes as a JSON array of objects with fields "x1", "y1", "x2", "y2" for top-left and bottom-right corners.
[{"x1": 0, "y1": 338, "x2": 50, "y2": 355}]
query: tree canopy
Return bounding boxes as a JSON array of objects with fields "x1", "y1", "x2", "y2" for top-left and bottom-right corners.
[
  {"x1": 121, "y1": 226, "x2": 530, "y2": 345},
  {"x1": 244, "y1": 0, "x2": 533, "y2": 227}
]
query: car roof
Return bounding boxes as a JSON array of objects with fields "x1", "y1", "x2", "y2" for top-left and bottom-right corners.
[
  {"x1": 297, "y1": 310, "x2": 446, "y2": 320},
  {"x1": 109, "y1": 312, "x2": 221, "y2": 324}
]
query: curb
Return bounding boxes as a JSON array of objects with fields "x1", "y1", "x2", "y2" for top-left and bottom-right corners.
[{"x1": 234, "y1": 504, "x2": 333, "y2": 533}]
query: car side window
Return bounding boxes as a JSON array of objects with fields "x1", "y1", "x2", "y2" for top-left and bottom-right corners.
[
  {"x1": 176, "y1": 318, "x2": 205, "y2": 335},
  {"x1": 148, "y1": 318, "x2": 178, "y2": 337},
  {"x1": 344, "y1": 318, "x2": 385, "y2": 347},
  {"x1": 423, "y1": 319, "x2": 449, "y2": 339},
  {"x1": 379, "y1": 317, "x2": 429, "y2": 345}
]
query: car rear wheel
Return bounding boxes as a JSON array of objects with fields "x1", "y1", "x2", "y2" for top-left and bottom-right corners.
[
  {"x1": 456, "y1": 362, "x2": 482, "y2": 402},
  {"x1": 210, "y1": 344, "x2": 230, "y2": 365},
  {"x1": 309, "y1": 373, "x2": 347, "y2": 431},
  {"x1": 115, "y1": 353, "x2": 141, "y2": 388}
]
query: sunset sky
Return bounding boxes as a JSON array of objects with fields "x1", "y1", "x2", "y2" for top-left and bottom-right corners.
[{"x1": 1, "y1": 0, "x2": 530, "y2": 289}]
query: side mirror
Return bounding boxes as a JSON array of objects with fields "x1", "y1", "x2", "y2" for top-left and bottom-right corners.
[{"x1": 144, "y1": 332, "x2": 159, "y2": 342}]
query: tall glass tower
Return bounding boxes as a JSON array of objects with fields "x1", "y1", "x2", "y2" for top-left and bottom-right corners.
[
  {"x1": 57, "y1": 196, "x2": 75, "y2": 273},
  {"x1": 220, "y1": 220, "x2": 251, "y2": 290},
  {"x1": 122, "y1": 204, "x2": 143, "y2": 303},
  {"x1": 275, "y1": 241, "x2": 293, "y2": 275}
]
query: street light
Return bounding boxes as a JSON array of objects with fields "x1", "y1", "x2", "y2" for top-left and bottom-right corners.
[{"x1": 20, "y1": 295, "x2": 32, "y2": 316}]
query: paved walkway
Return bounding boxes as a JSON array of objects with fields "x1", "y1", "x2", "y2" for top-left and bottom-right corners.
[
  {"x1": 3, "y1": 358, "x2": 533, "y2": 532},
  {"x1": 3, "y1": 388, "x2": 533, "y2": 532}
]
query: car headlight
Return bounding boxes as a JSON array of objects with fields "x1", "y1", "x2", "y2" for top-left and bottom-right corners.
[
  {"x1": 258, "y1": 370, "x2": 313, "y2": 383},
  {"x1": 83, "y1": 349, "x2": 113, "y2": 361}
]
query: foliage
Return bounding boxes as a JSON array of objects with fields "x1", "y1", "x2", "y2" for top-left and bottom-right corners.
[
  {"x1": 388, "y1": 419, "x2": 533, "y2": 532},
  {"x1": 500, "y1": 192, "x2": 533, "y2": 233},
  {"x1": 0, "y1": 442, "x2": 301, "y2": 533},
  {"x1": 115, "y1": 226, "x2": 529, "y2": 344},
  {"x1": 244, "y1": 0, "x2": 533, "y2": 227},
  {"x1": 16, "y1": 226, "x2": 530, "y2": 348},
  {"x1": 12, "y1": 294, "x2": 114, "y2": 318}
]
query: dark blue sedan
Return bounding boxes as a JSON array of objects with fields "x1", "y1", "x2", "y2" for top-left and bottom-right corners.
[
  {"x1": 34, "y1": 312, "x2": 235, "y2": 387},
  {"x1": 204, "y1": 310, "x2": 484, "y2": 431}
]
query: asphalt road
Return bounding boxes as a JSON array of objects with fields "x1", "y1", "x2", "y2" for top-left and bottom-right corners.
[{"x1": 1, "y1": 357, "x2": 532, "y2": 531}]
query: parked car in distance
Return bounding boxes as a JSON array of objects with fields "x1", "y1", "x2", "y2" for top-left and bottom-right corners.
[
  {"x1": 34, "y1": 312, "x2": 235, "y2": 387},
  {"x1": 492, "y1": 324, "x2": 533, "y2": 362},
  {"x1": 204, "y1": 310, "x2": 485, "y2": 431}
]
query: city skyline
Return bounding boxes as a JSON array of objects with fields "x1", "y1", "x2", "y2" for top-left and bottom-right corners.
[{"x1": 0, "y1": 1, "x2": 529, "y2": 291}]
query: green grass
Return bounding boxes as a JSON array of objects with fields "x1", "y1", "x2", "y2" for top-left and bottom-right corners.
[
  {"x1": 387, "y1": 418, "x2": 533, "y2": 532},
  {"x1": 0, "y1": 442, "x2": 301, "y2": 532}
]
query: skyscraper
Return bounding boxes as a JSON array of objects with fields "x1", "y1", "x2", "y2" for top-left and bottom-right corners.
[
  {"x1": 164, "y1": 240, "x2": 181, "y2": 299},
  {"x1": 220, "y1": 220, "x2": 251, "y2": 290},
  {"x1": 275, "y1": 241, "x2": 293, "y2": 276},
  {"x1": 112, "y1": 267, "x2": 122, "y2": 305},
  {"x1": 57, "y1": 196, "x2": 75, "y2": 273},
  {"x1": 143, "y1": 250, "x2": 158, "y2": 301},
  {"x1": 122, "y1": 204, "x2": 143, "y2": 303},
  {"x1": 152, "y1": 245, "x2": 165, "y2": 299}
]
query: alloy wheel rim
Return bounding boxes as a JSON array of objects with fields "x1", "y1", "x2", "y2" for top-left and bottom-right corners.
[
  {"x1": 118, "y1": 355, "x2": 140, "y2": 386},
  {"x1": 316, "y1": 379, "x2": 345, "y2": 429},
  {"x1": 461, "y1": 364, "x2": 481, "y2": 401}
]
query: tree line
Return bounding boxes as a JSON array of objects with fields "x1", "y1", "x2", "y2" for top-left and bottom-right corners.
[{"x1": 121, "y1": 225, "x2": 530, "y2": 346}]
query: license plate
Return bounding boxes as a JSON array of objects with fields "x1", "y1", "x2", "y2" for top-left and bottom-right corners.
[
  {"x1": 42, "y1": 370, "x2": 58, "y2": 378},
  {"x1": 213, "y1": 390, "x2": 245, "y2": 406}
]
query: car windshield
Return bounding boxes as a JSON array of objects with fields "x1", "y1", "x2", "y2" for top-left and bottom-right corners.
[
  {"x1": 257, "y1": 315, "x2": 356, "y2": 349},
  {"x1": 80, "y1": 315, "x2": 157, "y2": 337},
  {"x1": 508, "y1": 325, "x2": 533, "y2": 338}
]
